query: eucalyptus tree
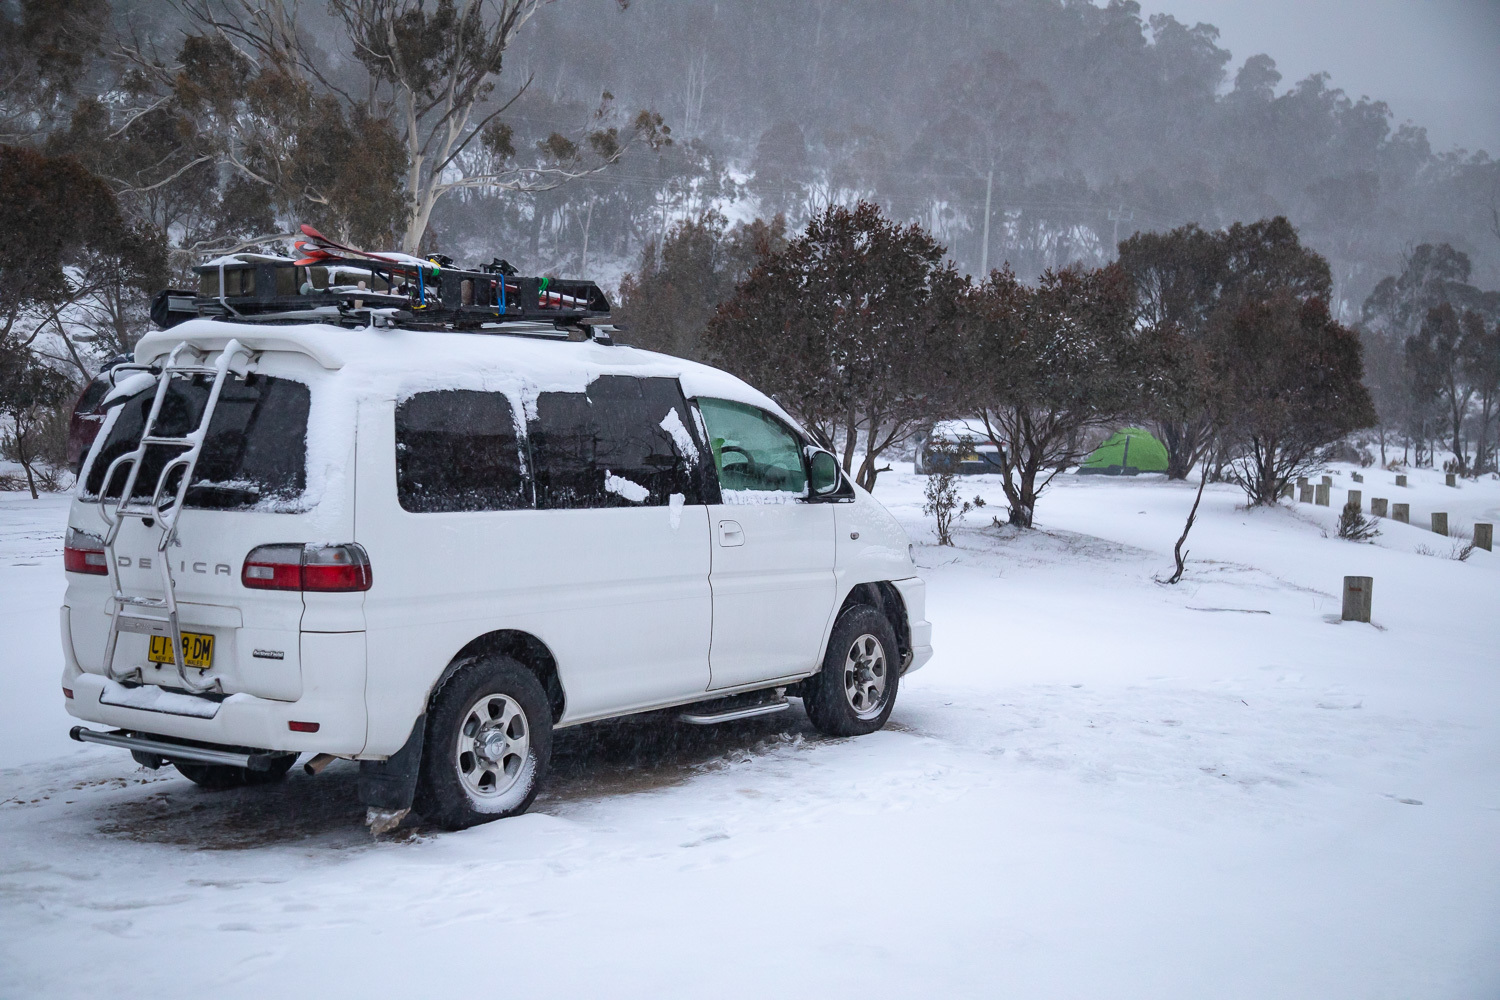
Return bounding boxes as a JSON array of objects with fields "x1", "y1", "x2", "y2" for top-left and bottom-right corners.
[{"x1": 706, "y1": 201, "x2": 962, "y2": 491}]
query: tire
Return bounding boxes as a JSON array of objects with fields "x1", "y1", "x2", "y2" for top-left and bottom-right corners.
[
  {"x1": 803, "y1": 604, "x2": 901, "y2": 737},
  {"x1": 174, "y1": 754, "x2": 297, "y2": 790},
  {"x1": 414, "y1": 656, "x2": 553, "y2": 830}
]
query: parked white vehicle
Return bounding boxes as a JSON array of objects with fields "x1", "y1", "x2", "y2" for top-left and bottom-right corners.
[{"x1": 62, "y1": 312, "x2": 931, "y2": 829}]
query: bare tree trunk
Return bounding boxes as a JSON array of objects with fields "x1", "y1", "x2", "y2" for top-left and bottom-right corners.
[
  {"x1": 1003, "y1": 454, "x2": 1044, "y2": 528},
  {"x1": 16, "y1": 423, "x2": 39, "y2": 499},
  {"x1": 1166, "y1": 469, "x2": 1209, "y2": 584},
  {"x1": 840, "y1": 402, "x2": 858, "y2": 475},
  {"x1": 580, "y1": 198, "x2": 594, "y2": 273},
  {"x1": 1157, "y1": 418, "x2": 1203, "y2": 481}
]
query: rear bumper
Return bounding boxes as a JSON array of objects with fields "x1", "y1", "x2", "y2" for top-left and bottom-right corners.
[
  {"x1": 63, "y1": 630, "x2": 371, "y2": 757},
  {"x1": 891, "y1": 576, "x2": 933, "y2": 675},
  {"x1": 70, "y1": 727, "x2": 293, "y2": 770}
]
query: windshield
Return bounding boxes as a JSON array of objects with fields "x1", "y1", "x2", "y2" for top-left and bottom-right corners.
[{"x1": 82, "y1": 373, "x2": 311, "y2": 512}]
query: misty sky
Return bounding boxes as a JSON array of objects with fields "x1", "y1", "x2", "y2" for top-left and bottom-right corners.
[{"x1": 1130, "y1": 0, "x2": 1500, "y2": 155}]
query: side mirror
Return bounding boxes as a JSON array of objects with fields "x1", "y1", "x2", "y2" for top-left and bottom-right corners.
[{"x1": 808, "y1": 449, "x2": 843, "y2": 497}]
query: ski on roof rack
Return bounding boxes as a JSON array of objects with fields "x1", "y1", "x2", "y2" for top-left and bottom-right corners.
[{"x1": 151, "y1": 224, "x2": 612, "y2": 336}]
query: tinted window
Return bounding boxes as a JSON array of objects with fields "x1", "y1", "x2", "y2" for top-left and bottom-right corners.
[
  {"x1": 84, "y1": 374, "x2": 310, "y2": 511},
  {"x1": 76, "y1": 375, "x2": 111, "y2": 415},
  {"x1": 696, "y1": 397, "x2": 807, "y2": 499},
  {"x1": 530, "y1": 375, "x2": 705, "y2": 509},
  {"x1": 396, "y1": 390, "x2": 529, "y2": 513}
]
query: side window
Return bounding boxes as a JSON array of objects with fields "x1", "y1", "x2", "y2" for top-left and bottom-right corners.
[
  {"x1": 396, "y1": 390, "x2": 529, "y2": 512},
  {"x1": 529, "y1": 390, "x2": 597, "y2": 509},
  {"x1": 530, "y1": 375, "x2": 706, "y2": 509},
  {"x1": 695, "y1": 397, "x2": 807, "y2": 500}
]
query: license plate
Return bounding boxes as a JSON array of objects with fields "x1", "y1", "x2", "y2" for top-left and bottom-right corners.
[
  {"x1": 962, "y1": 453, "x2": 980, "y2": 462},
  {"x1": 148, "y1": 631, "x2": 214, "y2": 670}
]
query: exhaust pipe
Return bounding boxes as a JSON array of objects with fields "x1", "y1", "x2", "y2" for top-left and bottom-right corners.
[{"x1": 303, "y1": 753, "x2": 337, "y2": 775}]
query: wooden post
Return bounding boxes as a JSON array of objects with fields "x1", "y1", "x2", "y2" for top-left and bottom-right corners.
[
  {"x1": 1446, "y1": 472, "x2": 1457, "y2": 487},
  {"x1": 1315, "y1": 483, "x2": 1330, "y2": 506},
  {"x1": 1342, "y1": 576, "x2": 1372, "y2": 623},
  {"x1": 1475, "y1": 523, "x2": 1493, "y2": 552},
  {"x1": 1347, "y1": 490, "x2": 1362, "y2": 511},
  {"x1": 1299, "y1": 484, "x2": 1314, "y2": 503},
  {"x1": 1393, "y1": 503, "x2": 1410, "y2": 523},
  {"x1": 1371, "y1": 498, "x2": 1388, "y2": 517},
  {"x1": 1396, "y1": 474, "x2": 1407, "y2": 487},
  {"x1": 1431, "y1": 512, "x2": 1448, "y2": 536}
]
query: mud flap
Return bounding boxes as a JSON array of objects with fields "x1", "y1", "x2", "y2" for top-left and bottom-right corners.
[{"x1": 357, "y1": 715, "x2": 425, "y2": 812}]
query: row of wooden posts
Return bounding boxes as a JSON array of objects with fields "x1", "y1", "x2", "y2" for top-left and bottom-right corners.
[{"x1": 1283, "y1": 474, "x2": 1494, "y2": 552}]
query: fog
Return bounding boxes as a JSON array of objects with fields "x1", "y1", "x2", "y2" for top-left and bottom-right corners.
[
  {"x1": 8, "y1": 0, "x2": 1495, "y2": 318},
  {"x1": 1137, "y1": 0, "x2": 1500, "y2": 154},
  {"x1": 457, "y1": 0, "x2": 1498, "y2": 312}
]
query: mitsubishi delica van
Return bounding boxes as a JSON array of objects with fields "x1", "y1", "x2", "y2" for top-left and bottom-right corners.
[{"x1": 61, "y1": 245, "x2": 932, "y2": 831}]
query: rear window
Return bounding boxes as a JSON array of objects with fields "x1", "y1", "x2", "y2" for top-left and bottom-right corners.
[
  {"x1": 75, "y1": 375, "x2": 112, "y2": 415},
  {"x1": 83, "y1": 374, "x2": 311, "y2": 512},
  {"x1": 530, "y1": 375, "x2": 706, "y2": 509},
  {"x1": 395, "y1": 390, "x2": 528, "y2": 512}
]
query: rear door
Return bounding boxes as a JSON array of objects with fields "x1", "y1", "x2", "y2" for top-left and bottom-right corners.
[
  {"x1": 696, "y1": 397, "x2": 836, "y2": 690},
  {"x1": 68, "y1": 353, "x2": 348, "y2": 702}
]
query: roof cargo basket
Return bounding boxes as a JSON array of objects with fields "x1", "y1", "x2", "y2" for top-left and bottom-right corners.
[{"x1": 160, "y1": 225, "x2": 612, "y2": 336}]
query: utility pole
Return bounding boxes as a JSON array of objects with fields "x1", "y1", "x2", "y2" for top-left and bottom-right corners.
[
  {"x1": 1108, "y1": 205, "x2": 1134, "y2": 254},
  {"x1": 979, "y1": 167, "x2": 994, "y2": 278}
]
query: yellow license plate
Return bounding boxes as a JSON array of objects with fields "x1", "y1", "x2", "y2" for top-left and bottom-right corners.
[
  {"x1": 148, "y1": 631, "x2": 214, "y2": 670},
  {"x1": 962, "y1": 453, "x2": 980, "y2": 462}
]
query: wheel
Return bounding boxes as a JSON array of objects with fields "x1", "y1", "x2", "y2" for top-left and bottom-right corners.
[
  {"x1": 414, "y1": 656, "x2": 552, "y2": 830},
  {"x1": 174, "y1": 754, "x2": 297, "y2": 790},
  {"x1": 803, "y1": 604, "x2": 900, "y2": 737}
]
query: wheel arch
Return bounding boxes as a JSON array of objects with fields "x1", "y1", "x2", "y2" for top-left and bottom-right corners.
[
  {"x1": 431, "y1": 630, "x2": 566, "y2": 724},
  {"x1": 834, "y1": 581, "x2": 911, "y2": 664}
]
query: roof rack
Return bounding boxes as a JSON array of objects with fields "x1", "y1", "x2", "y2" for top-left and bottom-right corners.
[{"x1": 150, "y1": 227, "x2": 613, "y2": 340}]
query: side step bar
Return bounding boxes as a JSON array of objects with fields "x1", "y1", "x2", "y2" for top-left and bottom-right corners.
[
  {"x1": 678, "y1": 694, "x2": 790, "y2": 726},
  {"x1": 70, "y1": 726, "x2": 288, "y2": 771}
]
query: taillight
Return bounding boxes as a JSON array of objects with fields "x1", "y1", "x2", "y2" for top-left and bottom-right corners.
[
  {"x1": 241, "y1": 544, "x2": 304, "y2": 590},
  {"x1": 242, "y1": 543, "x2": 372, "y2": 593},
  {"x1": 63, "y1": 527, "x2": 108, "y2": 575}
]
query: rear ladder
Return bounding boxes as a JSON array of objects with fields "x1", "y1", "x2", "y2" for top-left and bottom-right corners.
[{"x1": 95, "y1": 340, "x2": 251, "y2": 694}]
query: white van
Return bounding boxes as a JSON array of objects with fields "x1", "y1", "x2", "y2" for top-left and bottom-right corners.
[{"x1": 62, "y1": 308, "x2": 931, "y2": 829}]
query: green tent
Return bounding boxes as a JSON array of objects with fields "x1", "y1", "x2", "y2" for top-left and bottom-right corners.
[{"x1": 1078, "y1": 427, "x2": 1169, "y2": 476}]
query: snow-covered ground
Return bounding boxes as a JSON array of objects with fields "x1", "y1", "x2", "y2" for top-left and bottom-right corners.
[{"x1": 2, "y1": 464, "x2": 1497, "y2": 998}]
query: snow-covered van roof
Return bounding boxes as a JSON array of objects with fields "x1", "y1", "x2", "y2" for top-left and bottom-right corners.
[
  {"x1": 134, "y1": 319, "x2": 799, "y2": 428},
  {"x1": 928, "y1": 418, "x2": 996, "y2": 446}
]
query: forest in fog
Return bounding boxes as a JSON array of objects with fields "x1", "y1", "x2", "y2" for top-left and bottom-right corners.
[
  {"x1": 3, "y1": 0, "x2": 1498, "y2": 495},
  {"x1": 479, "y1": 0, "x2": 1500, "y2": 314},
  {"x1": 5, "y1": 0, "x2": 1496, "y2": 310}
]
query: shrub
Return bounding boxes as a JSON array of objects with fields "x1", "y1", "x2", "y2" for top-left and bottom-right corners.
[
  {"x1": 923, "y1": 470, "x2": 984, "y2": 546},
  {"x1": 1337, "y1": 501, "x2": 1380, "y2": 542}
]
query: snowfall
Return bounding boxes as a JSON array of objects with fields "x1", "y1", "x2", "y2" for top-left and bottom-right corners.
[{"x1": 1, "y1": 463, "x2": 1496, "y2": 999}]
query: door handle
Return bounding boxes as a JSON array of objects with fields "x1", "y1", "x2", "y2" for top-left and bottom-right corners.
[{"x1": 717, "y1": 520, "x2": 745, "y2": 547}]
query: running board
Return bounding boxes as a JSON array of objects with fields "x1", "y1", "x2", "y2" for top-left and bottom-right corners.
[
  {"x1": 69, "y1": 726, "x2": 289, "y2": 771},
  {"x1": 678, "y1": 696, "x2": 790, "y2": 725}
]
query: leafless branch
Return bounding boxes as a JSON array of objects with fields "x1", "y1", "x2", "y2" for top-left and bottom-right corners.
[{"x1": 115, "y1": 154, "x2": 216, "y2": 195}]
